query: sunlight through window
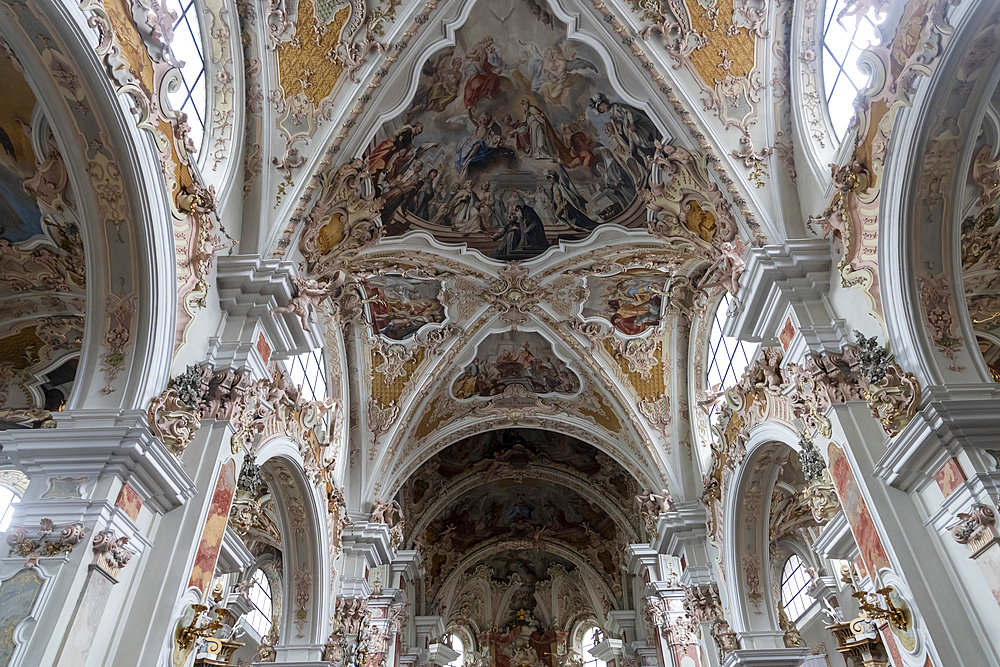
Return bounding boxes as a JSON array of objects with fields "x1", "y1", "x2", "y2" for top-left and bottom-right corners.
[
  {"x1": 821, "y1": 0, "x2": 885, "y2": 140},
  {"x1": 166, "y1": 0, "x2": 207, "y2": 151}
]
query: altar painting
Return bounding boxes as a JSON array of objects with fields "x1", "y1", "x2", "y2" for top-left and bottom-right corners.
[
  {"x1": 365, "y1": 0, "x2": 661, "y2": 259},
  {"x1": 451, "y1": 332, "x2": 580, "y2": 398},
  {"x1": 364, "y1": 275, "x2": 445, "y2": 340},
  {"x1": 581, "y1": 269, "x2": 666, "y2": 335}
]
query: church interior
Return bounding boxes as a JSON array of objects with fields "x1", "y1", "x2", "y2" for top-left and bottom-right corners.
[{"x1": 0, "y1": 0, "x2": 999, "y2": 665}]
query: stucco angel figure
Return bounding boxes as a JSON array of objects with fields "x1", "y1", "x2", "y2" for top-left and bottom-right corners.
[
  {"x1": 700, "y1": 239, "x2": 746, "y2": 297},
  {"x1": 636, "y1": 491, "x2": 660, "y2": 517},
  {"x1": 650, "y1": 488, "x2": 673, "y2": 513},
  {"x1": 271, "y1": 272, "x2": 346, "y2": 332},
  {"x1": 370, "y1": 497, "x2": 404, "y2": 527}
]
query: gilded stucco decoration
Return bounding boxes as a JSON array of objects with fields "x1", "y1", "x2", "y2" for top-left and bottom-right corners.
[
  {"x1": 808, "y1": 0, "x2": 966, "y2": 332},
  {"x1": 625, "y1": 0, "x2": 771, "y2": 183},
  {"x1": 80, "y1": 0, "x2": 223, "y2": 344}
]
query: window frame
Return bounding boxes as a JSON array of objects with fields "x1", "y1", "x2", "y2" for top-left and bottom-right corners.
[
  {"x1": 165, "y1": 0, "x2": 209, "y2": 160},
  {"x1": 244, "y1": 567, "x2": 275, "y2": 639},
  {"x1": 789, "y1": 0, "x2": 883, "y2": 194},
  {"x1": 0, "y1": 485, "x2": 21, "y2": 532},
  {"x1": 703, "y1": 293, "x2": 760, "y2": 426},
  {"x1": 818, "y1": 0, "x2": 885, "y2": 143},
  {"x1": 779, "y1": 553, "x2": 817, "y2": 623},
  {"x1": 576, "y1": 623, "x2": 606, "y2": 667}
]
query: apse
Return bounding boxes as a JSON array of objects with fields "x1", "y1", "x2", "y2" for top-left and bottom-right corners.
[{"x1": 397, "y1": 428, "x2": 641, "y2": 609}]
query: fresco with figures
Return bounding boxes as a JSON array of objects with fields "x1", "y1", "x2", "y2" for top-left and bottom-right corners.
[
  {"x1": 581, "y1": 269, "x2": 666, "y2": 335},
  {"x1": 0, "y1": 48, "x2": 43, "y2": 246},
  {"x1": 363, "y1": 275, "x2": 445, "y2": 340},
  {"x1": 365, "y1": 0, "x2": 662, "y2": 259},
  {"x1": 421, "y1": 477, "x2": 618, "y2": 562},
  {"x1": 451, "y1": 332, "x2": 580, "y2": 398}
]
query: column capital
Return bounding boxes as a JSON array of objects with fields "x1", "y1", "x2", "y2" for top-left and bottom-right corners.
[
  {"x1": 0, "y1": 410, "x2": 195, "y2": 513},
  {"x1": 428, "y1": 643, "x2": 460, "y2": 666},
  {"x1": 341, "y1": 521, "x2": 393, "y2": 561},
  {"x1": 651, "y1": 502, "x2": 714, "y2": 586},
  {"x1": 338, "y1": 522, "x2": 393, "y2": 599},
  {"x1": 391, "y1": 549, "x2": 423, "y2": 586},
  {"x1": 811, "y1": 512, "x2": 855, "y2": 560},
  {"x1": 211, "y1": 254, "x2": 323, "y2": 374},
  {"x1": 625, "y1": 544, "x2": 660, "y2": 576},
  {"x1": 590, "y1": 637, "x2": 624, "y2": 663}
]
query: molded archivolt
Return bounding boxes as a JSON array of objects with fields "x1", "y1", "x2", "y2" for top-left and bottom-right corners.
[
  {"x1": 721, "y1": 423, "x2": 800, "y2": 635},
  {"x1": 0, "y1": 2, "x2": 179, "y2": 411},
  {"x1": 879, "y1": 0, "x2": 1000, "y2": 386},
  {"x1": 255, "y1": 436, "x2": 333, "y2": 647}
]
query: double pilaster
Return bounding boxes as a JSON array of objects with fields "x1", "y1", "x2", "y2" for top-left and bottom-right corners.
[{"x1": 0, "y1": 409, "x2": 195, "y2": 667}]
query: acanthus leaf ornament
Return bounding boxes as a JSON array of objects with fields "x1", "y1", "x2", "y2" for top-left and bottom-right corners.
[
  {"x1": 92, "y1": 530, "x2": 135, "y2": 577},
  {"x1": 6, "y1": 519, "x2": 86, "y2": 567},
  {"x1": 949, "y1": 504, "x2": 998, "y2": 551},
  {"x1": 148, "y1": 387, "x2": 202, "y2": 455},
  {"x1": 300, "y1": 159, "x2": 385, "y2": 277},
  {"x1": 484, "y1": 262, "x2": 543, "y2": 329},
  {"x1": 639, "y1": 395, "x2": 672, "y2": 438},
  {"x1": 611, "y1": 337, "x2": 659, "y2": 380}
]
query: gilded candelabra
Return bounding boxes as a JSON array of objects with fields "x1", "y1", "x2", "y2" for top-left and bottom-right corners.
[
  {"x1": 176, "y1": 604, "x2": 232, "y2": 650},
  {"x1": 850, "y1": 587, "x2": 909, "y2": 631}
]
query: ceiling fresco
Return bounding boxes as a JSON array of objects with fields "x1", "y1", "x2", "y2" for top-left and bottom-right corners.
[
  {"x1": 396, "y1": 429, "x2": 640, "y2": 604},
  {"x1": 363, "y1": 0, "x2": 663, "y2": 260},
  {"x1": 581, "y1": 269, "x2": 667, "y2": 336},
  {"x1": 0, "y1": 47, "x2": 42, "y2": 246},
  {"x1": 362, "y1": 274, "x2": 446, "y2": 340},
  {"x1": 451, "y1": 332, "x2": 581, "y2": 399}
]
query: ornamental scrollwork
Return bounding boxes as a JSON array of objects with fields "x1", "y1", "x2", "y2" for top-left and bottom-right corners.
[
  {"x1": 852, "y1": 333, "x2": 921, "y2": 438},
  {"x1": 6, "y1": 519, "x2": 86, "y2": 567}
]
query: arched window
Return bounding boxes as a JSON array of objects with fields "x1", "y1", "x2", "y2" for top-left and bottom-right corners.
[
  {"x1": 244, "y1": 569, "x2": 274, "y2": 637},
  {"x1": 0, "y1": 486, "x2": 20, "y2": 531},
  {"x1": 582, "y1": 627, "x2": 606, "y2": 667},
  {"x1": 780, "y1": 554, "x2": 815, "y2": 621},
  {"x1": 705, "y1": 293, "x2": 759, "y2": 422},
  {"x1": 448, "y1": 634, "x2": 465, "y2": 667},
  {"x1": 820, "y1": 0, "x2": 885, "y2": 140},
  {"x1": 281, "y1": 349, "x2": 329, "y2": 403},
  {"x1": 165, "y1": 0, "x2": 207, "y2": 151}
]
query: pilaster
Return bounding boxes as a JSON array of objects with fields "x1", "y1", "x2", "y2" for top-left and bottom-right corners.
[
  {"x1": 0, "y1": 409, "x2": 190, "y2": 667},
  {"x1": 106, "y1": 418, "x2": 243, "y2": 667},
  {"x1": 828, "y1": 401, "x2": 1000, "y2": 666}
]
